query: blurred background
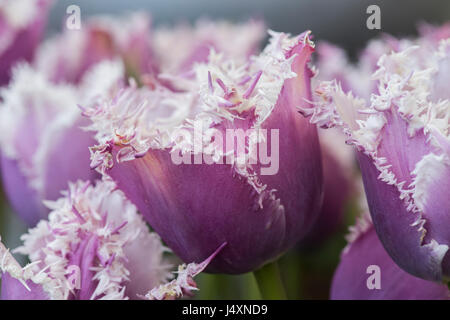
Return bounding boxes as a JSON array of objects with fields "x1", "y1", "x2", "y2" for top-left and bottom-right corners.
[
  {"x1": 1, "y1": 0, "x2": 449, "y2": 300},
  {"x1": 45, "y1": 0, "x2": 450, "y2": 57}
]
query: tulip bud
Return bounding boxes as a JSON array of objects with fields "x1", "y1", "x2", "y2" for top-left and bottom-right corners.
[
  {"x1": 0, "y1": 179, "x2": 222, "y2": 300},
  {"x1": 308, "y1": 40, "x2": 450, "y2": 281},
  {"x1": 0, "y1": 0, "x2": 52, "y2": 85},
  {"x1": 0, "y1": 60, "x2": 124, "y2": 225},
  {"x1": 331, "y1": 213, "x2": 449, "y2": 300},
  {"x1": 86, "y1": 31, "x2": 323, "y2": 274}
]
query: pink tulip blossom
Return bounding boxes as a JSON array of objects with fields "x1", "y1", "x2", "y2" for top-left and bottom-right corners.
[
  {"x1": 85, "y1": 31, "x2": 323, "y2": 274},
  {"x1": 0, "y1": 0, "x2": 52, "y2": 85},
  {"x1": 0, "y1": 179, "x2": 223, "y2": 300},
  {"x1": 0, "y1": 60, "x2": 124, "y2": 225},
  {"x1": 306, "y1": 39, "x2": 450, "y2": 281}
]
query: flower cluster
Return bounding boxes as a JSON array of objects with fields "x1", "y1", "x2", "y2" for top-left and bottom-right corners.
[
  {"x1": 0, "y1": 178, "x2": 224, "y2": 300},
  {"x1": 0, "y1": 5, "x2": 269, "y2": 299},
  {"x1": 0, "y1": 1, "x2": 449, "y2": 300}
]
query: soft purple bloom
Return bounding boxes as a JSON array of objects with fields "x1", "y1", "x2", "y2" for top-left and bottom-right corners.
[
  {"x1": 35, "y1": 15, "x2": 264, "y2": 89},
  {"x1": 315, "y1": 42, "x2": 368, "y2": 98},
  {"x1": 35, "y1": 12, "x2": 155, "y2": 84},
  {"x1": 153, "y1": 19, "x2": 265, "y2": 76},
  {"x1": 1, "y1": 273, "x2": 48, "y2": 300},
  {"x1": 307, "y1": 40, "x2": 450, "y2": 281},
  {"x1": 0, "y1": 179, "x2": 222, "y2": 300},
  {"x1": 0, "y1": 0, "x2": 51, "y2": 86},
  {"x1": 315, "y1": 24, "x2": 450, "y2": 102},
  {"x1": 0, "y1": 60, "x2": 124, "y2": 225},
  {"x1": 86, "y1": 31, "x2": 323, "y2": 274},
  {"x1": 418, "y1": 22, "x2": 450, "y2": 45},
  {"x1": 314, "y1": 41, "x2": 386, "y2": 101},
  {"x1": 331, "y1": 213, "x2": 449, "y2": 300}
]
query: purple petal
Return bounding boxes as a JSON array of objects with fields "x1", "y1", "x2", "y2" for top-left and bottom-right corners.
[
  {"x1": 42, "y1": 119, "x2": 100, "y2": 202},
  {"x1": 1, "y1": 155, "x2": 46, "y2": 226},
  {"x1": 0, "y1": 0, "x2": 51, "y2": 85},
  {"x1": 67, "y1": 235, "x2": 99, "y2": 300},
  {"x1": 331, "y1": 223, "x2": 449, "y2": 300},
  {"x1": 154, "y1": 19, "x2": 265, "y2": 75},
  {"x1": 303, "y1": 134, "x2": 354, "y2": 244},
  {"x1": 1, "y1": 273, "x2": 48, "y2": 300},
  {"x1": 358, "y1": 153, "x2": 448, "y2": 281},
  {"x1": 35, "y1": 13, "x2": 154, "y2": 84}
]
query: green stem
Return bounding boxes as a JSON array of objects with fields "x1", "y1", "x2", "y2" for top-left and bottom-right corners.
[{"x1": 253, "y1": 261, "x2": 287, "y2": 300}]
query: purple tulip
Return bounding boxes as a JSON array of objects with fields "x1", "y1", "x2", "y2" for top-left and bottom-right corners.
[
  {"x1": 153, "y1": 19, "x2": 265, "y2": 76},
  {"x1": 306, "y1": 40, "x2": 450, "y2": 281},
  {"x1": 418, "y1": 22, "x2": 450, "y2": 45},
  {"x1": 0, "y1": 60, "x2": 125, "y2": 226},
  {"x1": 314, "y1": 39, "x2": 398, "y2": 101},
  {"x1": 314, "y1": 42, "x2": 365, "y2": 96},
  {"x1": 35, "y1": 12, "x2": 156, "y2": 84},
  {"x1": 314, "y1": 24, "x2": 450, "y2": 102},
  {"x1": 0, "y1": 0, "x2": 52, "y2": 86},
  {"x1": 0, "y1": 179, "x2": 223, "y2": 300},
  {"x1": 331, "y1": 213, "x2": 449, "y2": 300},
  {"x1": 85, "y1": 31, "x2": 323, "y2": 274}
]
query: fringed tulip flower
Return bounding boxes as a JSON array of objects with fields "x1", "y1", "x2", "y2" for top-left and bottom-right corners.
[
  {"x1": 0, "y1": 0, "x2": 51, "y2": 85},
  {"x1": 307, "y1": 40, "x2": 450, "y2": 281},
  {"x1": 35, "y1": 12, "x2": 156, "y2": 84},
  {"x1": 418, "y1": 22, "x2": 450, "y2": 46},
  {"x1": 153, "y1": 19, "x2": 265, "y2": 75},
  {"x1": 314, "y1": 39, "x2": 398, "y2": 101},
  {"x1": 0, "y1": 60, "x2": 124, "y2": 226},
  {"x1": 86, "y1": 31, "x2": 323, "y2": 274},
  {"x1": 315, "y1": 42, "x2": 371, "y2": 99},
  {"x1": 0, "y1": 179, "x2": 222, "y2": 300},
  {"x1": 331, "y1": 213, "x2": 449, "y2": 300},
  {"x1": 315, "y1": 23, "x2": 450, "y2": 101}
]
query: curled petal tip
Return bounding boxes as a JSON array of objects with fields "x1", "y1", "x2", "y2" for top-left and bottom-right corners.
[{"x1": 143, "y1": 242, "x2": 227, "y2": 300}]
